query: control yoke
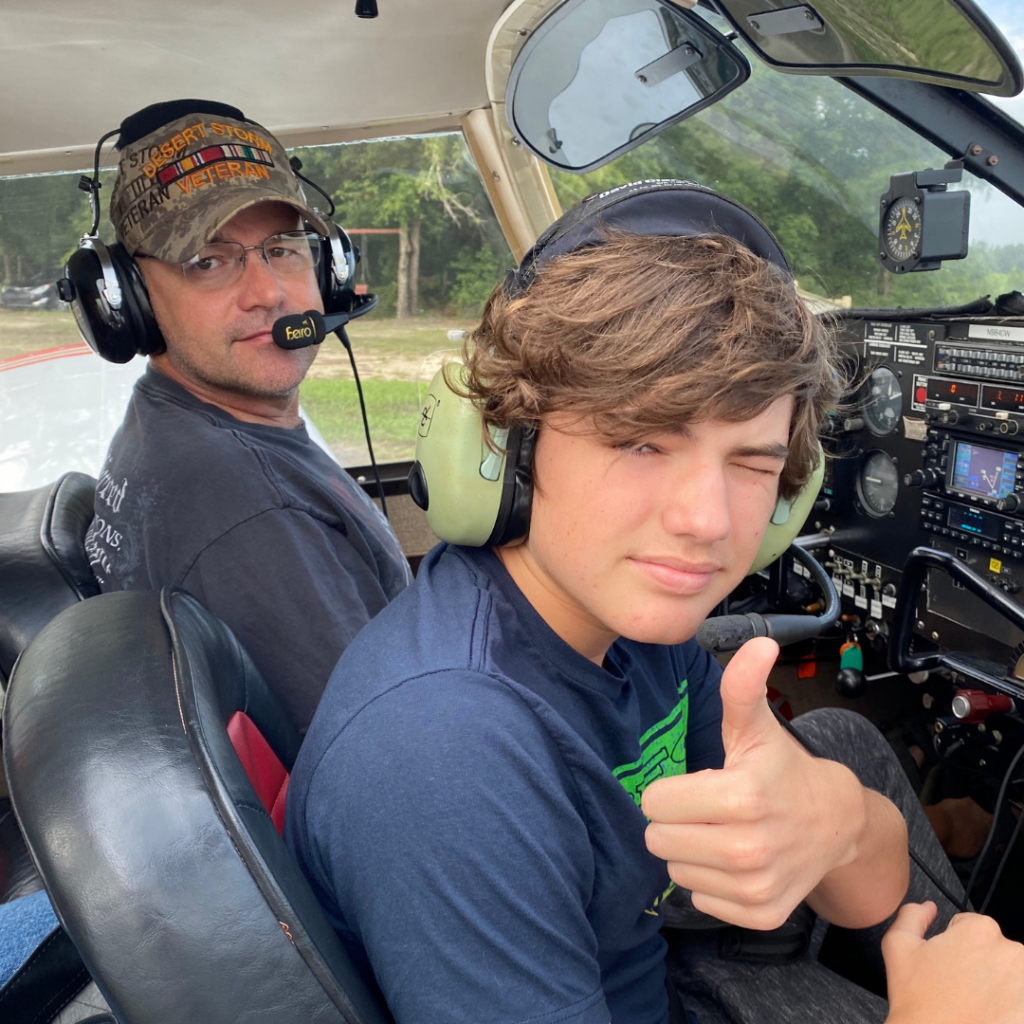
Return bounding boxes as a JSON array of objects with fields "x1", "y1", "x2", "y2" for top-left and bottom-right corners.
[
  {"x1": 890, "y1": 546, "x2": 1024, "y2": 697},
  {"x1": 696, "y1": 545, "x2": 840, "y2": 654}
]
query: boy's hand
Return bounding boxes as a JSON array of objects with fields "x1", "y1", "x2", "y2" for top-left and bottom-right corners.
[
  {"x1": 642, "y1": 636, "x2": 871, "y2": 930},
  {"x1": 883, "y1": 903, "x2": 1024, "y2": 1024}
]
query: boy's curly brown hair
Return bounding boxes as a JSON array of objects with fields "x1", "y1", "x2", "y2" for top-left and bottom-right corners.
[{"x1": 450, "y1": 232, "x2": 843, "y2": 500}]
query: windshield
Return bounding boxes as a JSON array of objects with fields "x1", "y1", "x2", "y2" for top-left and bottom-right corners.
[
  {"x1": 0, "y1": 133, "x2": 508, "y2": 489},
  {"x1": 975, "y1": 0, "x2": 1024, "y2": 126},
  {"x1": 548, "y1": 9, "x2": 1024, "y2": 310}
]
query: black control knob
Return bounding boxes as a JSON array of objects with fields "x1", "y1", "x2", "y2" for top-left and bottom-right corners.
[
  {"x1": 904, "y1": 469, "x2": 941, "y2": 488},
  {"x1": 928, "y1": 406, "x2": 966, "y2": 427},
  {"x1": 813, "y1": 497, "x2": 831, "y2": 512},
  {"x1": 835, "y1": 667, "x2": 868, "y2": 699},
  {"x1": 996, "y1": 492, "x2": 1024, "y2": 513}
]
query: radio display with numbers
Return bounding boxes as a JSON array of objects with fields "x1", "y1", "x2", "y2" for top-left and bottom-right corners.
[
  {"x1": 947, "y1": 504, "x2": 1001, "y2": 539},
  {"x1": 981, "y1": 385, "x2": 1024, "y2": 413},
  {"x1": 928, "y1": 379, "x2": 979, "y2": 404}
]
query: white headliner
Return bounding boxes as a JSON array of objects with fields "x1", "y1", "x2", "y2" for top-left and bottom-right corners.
[{"x1": 0, "y1": 0, "x2": 512, "y2": 176}]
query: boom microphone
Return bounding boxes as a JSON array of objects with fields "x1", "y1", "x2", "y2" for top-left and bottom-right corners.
[
  {"x1": 272, "y1": 309, "x2": 365, "y2": 349},
  {"x1": 272, "y1": 310, "x2": 326, "y2": 349}
]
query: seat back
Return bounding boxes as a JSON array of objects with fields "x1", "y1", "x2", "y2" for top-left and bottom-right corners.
[
  {"x1": 0, "y1": 473, "x2": 99, "y2": 686},
  {"x1": 3, "y1": 588, "x2": 390, "y2": 1024}
]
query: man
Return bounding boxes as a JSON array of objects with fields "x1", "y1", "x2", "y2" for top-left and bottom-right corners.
[
  {"x1": 82, "y1": 99, "x2": 411, "y2": 732},
  {"x1": 286, "y1": 181, "x2": 1024, "y2": 1024}
]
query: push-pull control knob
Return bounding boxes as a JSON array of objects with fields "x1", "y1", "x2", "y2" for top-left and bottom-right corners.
[
  {"x1": 951, "y1": 689, "x2": 1013, "y2": 723},
  {"x1": 996, "y1": 492, "x2": 1024, "y2": 513},
  {"x1": 904, "y1": 469, "x2": 941, "y2": 488}
]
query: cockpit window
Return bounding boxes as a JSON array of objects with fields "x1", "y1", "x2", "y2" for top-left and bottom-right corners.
[
  {"x1": 973, "y1": 0, "x2": 1024, "y2": 128},
  {"x1": 0, "y1": 133, "x2": 510, "y2": 487},
  {"x1": 549, "y1": 9, "x2": 1024, "y2": 312}
]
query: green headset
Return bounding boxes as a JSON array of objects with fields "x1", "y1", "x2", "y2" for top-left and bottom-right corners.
[{"x1": 407, "y1": 180, "x2": 824, "y2": 574}]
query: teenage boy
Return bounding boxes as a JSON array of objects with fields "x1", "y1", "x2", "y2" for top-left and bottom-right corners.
[{"x1": 287, "y1": 181, "x2": 1024, "y2": 1024}]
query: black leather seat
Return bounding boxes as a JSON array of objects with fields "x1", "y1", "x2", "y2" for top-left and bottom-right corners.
[
  {"x1": 3, "y1": 587, "x2": 390, "y2": 1024},
  {"x1": 0, "y1": 472, "x2": 98, "y2": 909},
  {"x1": 0, "y1": 472, "x2": 99, "y2": 688}
]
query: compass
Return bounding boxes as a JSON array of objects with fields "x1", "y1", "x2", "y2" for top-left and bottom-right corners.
[
  {"x1": 878, "y1": 167, "x2": 970, "y2": 275},
  {"x1": 882, "y1": 197, "x2": 922, "y2": 265}
]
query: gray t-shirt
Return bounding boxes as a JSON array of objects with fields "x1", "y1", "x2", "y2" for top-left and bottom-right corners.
[{"x1": 85, "y1": 366, "x2": 411, "y2": 731}]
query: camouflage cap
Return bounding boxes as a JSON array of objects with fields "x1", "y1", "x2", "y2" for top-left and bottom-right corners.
[{"x1": 109, "y1": 107, "x2": 330, "y2": 264}]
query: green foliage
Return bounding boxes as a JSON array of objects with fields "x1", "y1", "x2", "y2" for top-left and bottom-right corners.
[
  {"x1": 291, "y1": 134, "x2": 511, "y2": 316},
  {"x1": 0, "y1": 169, "x2": 114, "y2": 286},
  {"x1": 2, "y1": 77, "x2": 1023, "y2": 314},
  {"x1": 549, "y1": 55, "x2": 1024, "y2": 309},
  {"x1": 447, "y1": 245, "x2": 511, "y2": 315}
]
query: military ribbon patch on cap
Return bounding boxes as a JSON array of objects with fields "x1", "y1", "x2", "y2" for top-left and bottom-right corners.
[{"x1": 156, "y1": 144, "x2": 275, "y2": 187}]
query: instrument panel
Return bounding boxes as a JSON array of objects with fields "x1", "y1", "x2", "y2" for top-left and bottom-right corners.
[{"x1": 811, "y1": 311, "x2": 1024, "y2": 684}]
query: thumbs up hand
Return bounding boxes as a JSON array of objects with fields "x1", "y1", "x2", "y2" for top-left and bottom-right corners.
[{"x1": 642, "y1": 637, "x2": 872, "y2": 931}]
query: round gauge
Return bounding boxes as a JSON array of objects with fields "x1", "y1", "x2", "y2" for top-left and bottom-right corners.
[
  {"x1": 857, "y1": 450, "x2": 899, "y2": 518},
  {"x1": 863, "y1": 366, "x2": 903, "y2": 436},
  {"x1": 883, "y1": 196, "x2": 922, "y2": 264}
]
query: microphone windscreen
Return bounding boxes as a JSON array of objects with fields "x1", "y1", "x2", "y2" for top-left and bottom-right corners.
[
  {"x1": 694, "y1": 613, "x2": 767, "y2": 654},
  {"x1": 272, "y1": 310, "x2": 326, "y2": 349}
]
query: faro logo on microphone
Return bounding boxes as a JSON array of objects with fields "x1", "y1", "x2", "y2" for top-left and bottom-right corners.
[{"x1": 285, "y1": 315, "x2": 315, "y2": 342}]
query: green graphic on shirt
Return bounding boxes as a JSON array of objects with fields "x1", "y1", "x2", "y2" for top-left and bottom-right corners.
[{"x1": 613, "y1": 682, "x2": 689, "y2": 807}]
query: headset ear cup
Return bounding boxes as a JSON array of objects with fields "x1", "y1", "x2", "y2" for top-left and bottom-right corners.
[
  {"x1": 108, "y1": 244, "x2": 164, "y2": 356},
  {"x1": 317, "y1": 235, "x2": 335, "y2": 310},
  {"x1": 488, "y1": 426, "x2": 537, "y2": 547},
  {"x1": 62, "y1": 242, "x2": 135, "y2": 363},
  {"x1": 318, "y1": 221, "x2": 357, "y2": 314}
]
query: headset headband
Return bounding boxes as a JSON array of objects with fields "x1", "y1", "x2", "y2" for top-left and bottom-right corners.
[{"x1": 506, "y1": 178, "x2": 791, "y2": 297}]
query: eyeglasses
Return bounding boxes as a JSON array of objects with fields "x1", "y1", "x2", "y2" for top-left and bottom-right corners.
[{"x1": 139, "y1": 231, "x2": 325, "y2": 289}]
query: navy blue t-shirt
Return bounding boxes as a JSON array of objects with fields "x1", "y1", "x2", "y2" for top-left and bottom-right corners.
[{"x1": 287, "y1": 543, "x2": 725, "y2": 1024}]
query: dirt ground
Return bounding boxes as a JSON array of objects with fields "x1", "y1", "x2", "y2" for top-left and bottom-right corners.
[
  {"x1": 0, "y1": 308, "x2": 84, "y2": 361},
  {"x1": 0, "y1": 308, "x2": 475, "y2": 378}
]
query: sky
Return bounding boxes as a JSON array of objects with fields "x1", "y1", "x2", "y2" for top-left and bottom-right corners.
[
  {"x1": 947, "y1": 0, "x2": 1024, "y2": 246},
  {"x1": 974, "y1": 0, "x2": 1024, "y2": 127}
]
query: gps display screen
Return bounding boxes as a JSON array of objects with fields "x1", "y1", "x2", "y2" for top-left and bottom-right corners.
[{"x1": 950, "y1": 441, "x2": 1018, "y2": 500}]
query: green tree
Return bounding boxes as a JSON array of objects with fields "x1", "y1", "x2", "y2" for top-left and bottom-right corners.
[{"x1": 292, "y1": 134, "x2": 511, "y2": 317}]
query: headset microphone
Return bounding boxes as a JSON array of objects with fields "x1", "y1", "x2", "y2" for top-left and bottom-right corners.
[
  {"x1": 272, "y1": 310, "x2": 362, "y2": 350},
  {"x1": 272, "y1": 305, "x2": 389, "y2": 520},
  {"x1": 272, "y1": 310, "x2": 326, "y2": 349}
]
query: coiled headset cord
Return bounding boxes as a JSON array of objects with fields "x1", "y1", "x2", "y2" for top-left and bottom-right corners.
[{"x1": 769, "y1": 706, "x2": 969, "y2": 914}]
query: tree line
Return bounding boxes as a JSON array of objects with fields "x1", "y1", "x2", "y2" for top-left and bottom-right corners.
[{"x1": 2, "y1": 64, "x2": 1023, "y2": 316}]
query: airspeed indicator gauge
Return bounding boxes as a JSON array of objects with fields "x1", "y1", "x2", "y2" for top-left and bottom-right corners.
[
  {"x1": 857, "y1": 450, "x2": 899, "y2": 518},
  {"x1": 863, "y1": 366, "x2": 902, "y2": 436}
]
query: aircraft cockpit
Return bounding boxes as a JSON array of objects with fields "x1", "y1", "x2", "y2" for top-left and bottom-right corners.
[{"x1": 3, "y1": 0, "x2": 1024, "y2": 1020}]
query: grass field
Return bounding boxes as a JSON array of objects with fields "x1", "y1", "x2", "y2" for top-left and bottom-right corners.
[
  {"x1": 299, "y1": 378, "x2": 424, "y2": 463},
  {"x1": 1, "y1": 308, "x2": 472, "y2": 462}
]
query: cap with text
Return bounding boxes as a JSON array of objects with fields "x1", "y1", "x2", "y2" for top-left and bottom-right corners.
[{"x1": 110, "y1": 103, "x2": 330, "y2": 264}]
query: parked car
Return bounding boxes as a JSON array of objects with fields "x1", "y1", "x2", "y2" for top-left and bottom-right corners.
[{"x1": 0, "y1": 282, "x2": 64, "y2": 311}]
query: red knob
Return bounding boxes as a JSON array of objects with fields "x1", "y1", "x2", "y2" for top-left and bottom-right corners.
[{"x1": 951, "y1": 689, "x2": 1013, "y2": 723}]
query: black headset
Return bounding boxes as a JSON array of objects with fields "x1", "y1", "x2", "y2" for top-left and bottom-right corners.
[
  {"x1": 57, "y1": 101, "x2": 367, "y2": 365},
  {"x1": 426, "y1": 178, "x2": 793, "y2": 547}
]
